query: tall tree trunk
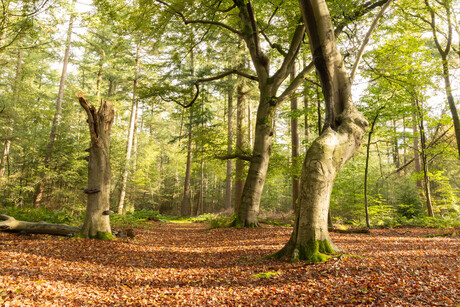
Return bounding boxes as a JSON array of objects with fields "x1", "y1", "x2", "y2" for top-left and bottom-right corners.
[
  {"x1": 234, "y1": 79, "x2": 246, "y2": 214},
  {"x1": 291, "y1": 66, "x2": 300, "y2": 211},
  {"x1": 197, "y1": 158, "x2": 204, "y2": 215},
  {"x1": 424, "y1": 0, "x2": 460, "y2": 158},
  {"x1": 412, "y1": 102, "x2": 422, "y2": 188},
  {"x1": 303, "y1": 57, "x2": 311, "y2": 144},
  {"x1": 393, "y1": 119, "x2": 399, "y2": 168},
  {"x1": 0, "y1": 43, "x2": 22, "y2": 187},
  {"x1": 181, "y1": 107, "x2": 193, "y2": 216},
  {"x1": 440, "y1": 60, "x2": 460, "y2": 158},
  {"x1": 364, "y1": 109, "x2": 382, "y2": 228},
  {"x1": 225, "y1": 84, "x2": 233, "y2": 210},
  {"x1": 118, "y1": 39, "x2": 141, "y2": 214},
  {"x1": 78, "y1": 94, "x2": 114, "y2": 238},
  {"x1": 415, "y1": 99, "x2": 434, "y2": 217},
  {"x1": 33, "y1": 0, "x2": 76, "y2": 207},
  {"x1": 274, "y1": 0, "x2": 368, "y2": 262}
]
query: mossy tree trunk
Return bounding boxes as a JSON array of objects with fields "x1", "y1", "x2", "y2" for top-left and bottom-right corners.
[
  {"x1": 78, "y1": 93, "x2": 114, "y2": 238},
  {"x1": 274, "y1": 0, "x2": 368, "y2": 262}
]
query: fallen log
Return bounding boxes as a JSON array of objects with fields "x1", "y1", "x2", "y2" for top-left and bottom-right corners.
[
  {"x1": 328, "y1": 227, "x2": 370, "y2": 234},
  {"x1": 0, "y1": 214, "x2": 80, "y2": 236}
]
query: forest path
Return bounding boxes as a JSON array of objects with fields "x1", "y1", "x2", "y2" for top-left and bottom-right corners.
[{"x1": 0, "y1": 223, "x2": 458, "y2": 306}]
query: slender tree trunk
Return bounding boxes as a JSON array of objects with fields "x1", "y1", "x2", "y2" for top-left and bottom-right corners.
[
  {"x1": 225, "y1": 84, "x2": 233, "y2": 210},
  {"x1": 118, "y1": 39, "x2": 141, "y2": 214},
  {"x1": 33, "y1": 0, "x2": 76, "y2": 207},
  {"x1": 78, "y1": 94, "x2": 114, "y2": 238},
  {"x1": 291, "y1": 66, "x2": 300, "y2": 211},
  {"x1": 234, "y1": 79, "x2": 246, "y2": 214},
  {"x1": 197, "y1": 158, "x2": 204, "y2": 215},
  {"x1": 413, "y1": 102, "x2": 422, "y2": 188},
  {"x1": 275, "y1": 0, "x2": 368, "y2": 262},
  {"x1": 393, "y1": 119, "x2": 399, "y2": 168},
  {"x1": 364, "y1": 110, "x2": 382, "y2": 228},
  {"x1": 0, "y1": 43, "x2": 22, "y2": 187},
  {"x1": 248, "y1": 100, "x2": 252, "y2": 146},
  {"x1": 440, "y1": 60, "x2": 460, "y2": 158},
  {"x1": 303, "y1": 58, "x2": 310, "y2": 144},
  {"x1": 181, "y1": 107, "x2": 193, "y2": 216},
  {"x1": 415, "y1": 99, "x2": 434, "y2": 217}
]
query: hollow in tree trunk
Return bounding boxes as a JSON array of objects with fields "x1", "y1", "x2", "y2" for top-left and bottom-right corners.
[{"x1": 78, "y1": 93, "x2": 114, "y2": 238}]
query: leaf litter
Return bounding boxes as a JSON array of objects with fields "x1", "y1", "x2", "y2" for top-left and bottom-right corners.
[{"x1": 0, "y1": 223, "x2": 458, "y2": 306}]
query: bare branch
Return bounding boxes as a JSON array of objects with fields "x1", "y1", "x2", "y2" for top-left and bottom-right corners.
[
  {"x1": 350, "y1": 0, "x2": 394, "y2": 84},
  {"x1": 334, "y1": 0, "x2": 391, "y2": 36},
  {"x1": 215, "y1": 153, "x2": 253, "y2": 161},
  {"x1": 155, "y1": 0, "x2": 241, "y2": 35},
  {"x1": 276, "y1": 61, "x2": 315, "y2": 107},
  {"x1": 160, "y1": 69, "x2": 258, "y2": 108}
]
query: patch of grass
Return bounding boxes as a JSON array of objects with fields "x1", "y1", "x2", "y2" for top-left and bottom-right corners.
[
  {"x1": 251, "y1": 271, "x2": 281, "y2": 279},
  {"x1": 424, "y1": 232, "x2": 458, "y2": 238},
  {"x1": 110, "y1": 209, "x2": 164, "y2": 228},
  {"x1": 357, "y1": 216, "x2": 460, "y2": 229},
  {"x1": 189, "y1": 213, "x2": 234, "y2": 228}
]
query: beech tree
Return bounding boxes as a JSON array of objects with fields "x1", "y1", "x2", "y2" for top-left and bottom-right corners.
[{"x1": 274, "y1": 0, "x2": 369, "y2": 262}]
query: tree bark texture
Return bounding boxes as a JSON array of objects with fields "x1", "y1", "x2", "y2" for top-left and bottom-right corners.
[
  {"x1": 291, "y1": 66, "x2": 300, "y2": 211},
  {"x1": 78, "y1": 93, "x2": 114, "y2": 238},
  {"x1": 234, "y1": 0, "x2": 306, "y2": 226},
  {"x1": 0, "y1": 215, "x2": 79, "y2": 236},
  {"x1": 234, "y1": 79, "x2": 246, "y2": 214},
  {"x1": 118, "y1": 39, "x2": 141, "y2": 214},
  {"x1": 181, "y1": 107, "x2": 193, "y2": 216},
  {"x1": 275, "y1": 0, "x2": 368, "y2": 262},
  {"x1": 225, "y1": 83, "x2": 233, "y2": 210}
]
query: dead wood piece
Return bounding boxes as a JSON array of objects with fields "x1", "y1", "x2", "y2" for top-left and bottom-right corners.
[
  {"x1": 83, "y1": 156, "x2": 90, "y2": 161},
  {"x1": 0, "y1": 214, "x2": 80, "y2": 236},
  {"x1": 328, "y1": 227, "x2": 370, "y2": 234}
]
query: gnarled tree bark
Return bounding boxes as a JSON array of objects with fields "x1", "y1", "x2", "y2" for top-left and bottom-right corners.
[
  {"x1": 78, "y1": 93, "x2": 114, "y2": 238},
  {"x1": 273, "y1": 0, "x2": 368, "y2": 263}
]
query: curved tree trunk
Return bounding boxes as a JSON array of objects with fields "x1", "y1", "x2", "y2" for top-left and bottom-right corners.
[
  {"x1": 274, "y1": 0, "x2": 368, "y2": 262},
  {"x1": 78, "y1": 94, "x2": 114, "y2": 238}
]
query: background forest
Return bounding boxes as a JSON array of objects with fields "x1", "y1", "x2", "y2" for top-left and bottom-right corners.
[{"x1": 0, "y1": 0, "x2": 459, "y2": 228}]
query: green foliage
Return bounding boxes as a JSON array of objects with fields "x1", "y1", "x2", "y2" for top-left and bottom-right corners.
[
  {"x1": 0, "y1": 206, "x2": 84, "y2": 226},
  {"x1": 189, "y1": 213, "x2": 234, "y2": 229},
  {"x1": 394, "y1": 180, "x2": 423, "y2": 219},
  {"x1": 95, "y1": 231, "x2": 116, "y2": 240},
  {"x1": 110, "y1": 209, "x2": 162, "y2": 228},
  {"x1": 250, "y1": 271, "x2": 280, "y2": 279}
]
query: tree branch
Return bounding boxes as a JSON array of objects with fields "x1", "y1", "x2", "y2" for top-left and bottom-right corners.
[
  {"x1": 350, "y1": 0, "x2": 394, "y2": 84},
  {"x1": 160, "y1": 70, "x2": 258, "y2": 108},
  {"x1": 215, "y1": 153, "x2": 252, "y2": 161},
  {"x1": 334, "y1": 0, "x2": 391, "y2": 36},
  {"x1": 155, "y1": 0, "x2": 241, "y2": 35},
  {"x1": 276, "y1": 61, "x2": 315, "y2": 108},
  {"x1": 272, "y1": 18, "x2": 305, "y2": 89}
]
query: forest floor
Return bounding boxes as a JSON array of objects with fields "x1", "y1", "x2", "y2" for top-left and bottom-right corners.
[{"x1": 0, "y1": 222, "x2": 458, "y2": 306}]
